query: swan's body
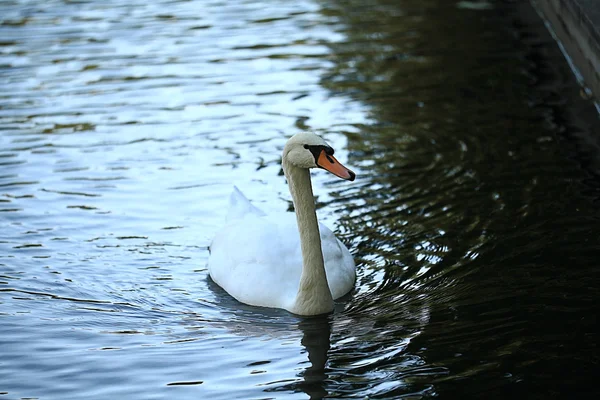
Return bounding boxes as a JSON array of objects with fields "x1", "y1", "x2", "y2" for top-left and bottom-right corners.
[
  {"x1": 208, "y1": 132, "x2": 356, "y2": 315},
  {"x1": 209, "y1": 188, "x2": 355, "y2": 312}
]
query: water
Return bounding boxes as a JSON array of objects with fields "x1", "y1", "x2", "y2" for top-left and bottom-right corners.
[{"x1": 1, "y1": 0, "x2": 599, "y2": 399}]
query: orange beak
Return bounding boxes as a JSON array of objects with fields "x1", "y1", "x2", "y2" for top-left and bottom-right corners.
[{"x1": 316, "y1": 150, "x2": 356, "y2": 181}]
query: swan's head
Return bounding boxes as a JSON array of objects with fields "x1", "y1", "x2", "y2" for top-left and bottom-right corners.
[{"x1": 283, "y1": 132, "x2": 355, "y2": 181}]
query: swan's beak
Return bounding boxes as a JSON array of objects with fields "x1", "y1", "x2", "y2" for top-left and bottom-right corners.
[{"x1": 317, "y1": 150, "x2": 356, "y2": 181}]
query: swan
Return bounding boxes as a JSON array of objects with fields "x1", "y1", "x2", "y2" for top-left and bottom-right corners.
[{"x1": 208, "y1": 132, "x2": 356, "y2": 315}]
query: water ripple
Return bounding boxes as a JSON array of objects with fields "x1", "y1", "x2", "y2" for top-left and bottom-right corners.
[{"x1": 1, "y1": 0, "x2": 600, "y2": 399}]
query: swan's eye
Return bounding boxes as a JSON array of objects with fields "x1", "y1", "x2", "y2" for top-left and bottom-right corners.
[{"x1": 303, "y1": 144, "x2": 309, "y2": 149}]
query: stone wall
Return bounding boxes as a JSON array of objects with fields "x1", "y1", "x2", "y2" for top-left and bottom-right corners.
[{"x1": 532, "y1": 0, "x2": 600, "y2": 102}]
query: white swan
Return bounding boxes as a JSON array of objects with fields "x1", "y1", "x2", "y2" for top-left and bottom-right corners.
[{"x1": 208, "y1": 132, "x2": 356, "y2": 315}]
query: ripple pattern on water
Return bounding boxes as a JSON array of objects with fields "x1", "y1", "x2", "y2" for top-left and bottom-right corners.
[
  {"x1": 2, "y1": 0, "x2": 600, "y2": 399},
  {"x1": 0, "y1": 0, "x2": 371, "y2": 398}
]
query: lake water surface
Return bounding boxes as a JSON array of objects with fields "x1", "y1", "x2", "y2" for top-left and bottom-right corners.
[{"x1": 1, "y1": 0, "x2": 600, "y2": 399}]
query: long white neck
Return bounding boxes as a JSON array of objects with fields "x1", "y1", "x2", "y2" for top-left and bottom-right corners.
[{"x1": 283, "y1": 157, "x2": 334, "y2": 315}]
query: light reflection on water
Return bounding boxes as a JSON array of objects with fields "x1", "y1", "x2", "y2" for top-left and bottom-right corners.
[
  {"x1": 0, "y1": 0, "x2": 379, "y2": 398},
  {"x1": 2, "y1": 0, "x2": 600, "y2": 399}
]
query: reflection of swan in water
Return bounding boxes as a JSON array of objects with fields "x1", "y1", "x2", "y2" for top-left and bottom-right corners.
[
  {"x1": 202, "y1": 278, "x2": 333, "y2": 398},
  {"x1": 295, "y1": 316, "x2": 332, "y2": 399},
  {"x1": 201, "y1": 278, "x2": 435, "y2": 398},
  {"x1": 208, "y1": 132, "x2": 356, "y2": 315}
]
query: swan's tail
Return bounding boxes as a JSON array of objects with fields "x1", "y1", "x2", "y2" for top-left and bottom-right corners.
[{"x1": 226, "y1": 186, "x2": 266, "y2": 222}]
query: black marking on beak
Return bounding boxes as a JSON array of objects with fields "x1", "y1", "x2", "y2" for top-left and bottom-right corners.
[
  {"x1": 305, "y1": 144, "x2": 334, "y2": 163},
  {"x1": 348, "y1": 170, "x2": 356, "y2": 181}
]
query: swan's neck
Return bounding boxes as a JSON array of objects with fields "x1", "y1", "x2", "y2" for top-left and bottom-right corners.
[{"x1": 283, "y1": 159, "x2": 334, "y2": 315}]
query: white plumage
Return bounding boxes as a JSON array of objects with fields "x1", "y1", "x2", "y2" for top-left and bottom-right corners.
[{"x1": 208, "y1": 132, "x2": 356, "y2": 315}]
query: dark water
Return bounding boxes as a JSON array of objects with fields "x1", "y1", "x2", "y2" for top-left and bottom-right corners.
[{"x1": 1, "y1": 0, "x2": 599, "y2": 399}]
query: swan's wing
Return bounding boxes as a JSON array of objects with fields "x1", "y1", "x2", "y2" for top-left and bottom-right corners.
[
  {"x1": 208, "y1": 213, "x2": 303, "y2": 309},
  {"x1": 210, "y1": 205, "x2": 355, "y2": 308},
  {"x1": 320, "y1": 222, "x2": 356, "y2": 299},
  {"x1": 226, "y1": 186, "x2": 266, "y2": 223}
]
